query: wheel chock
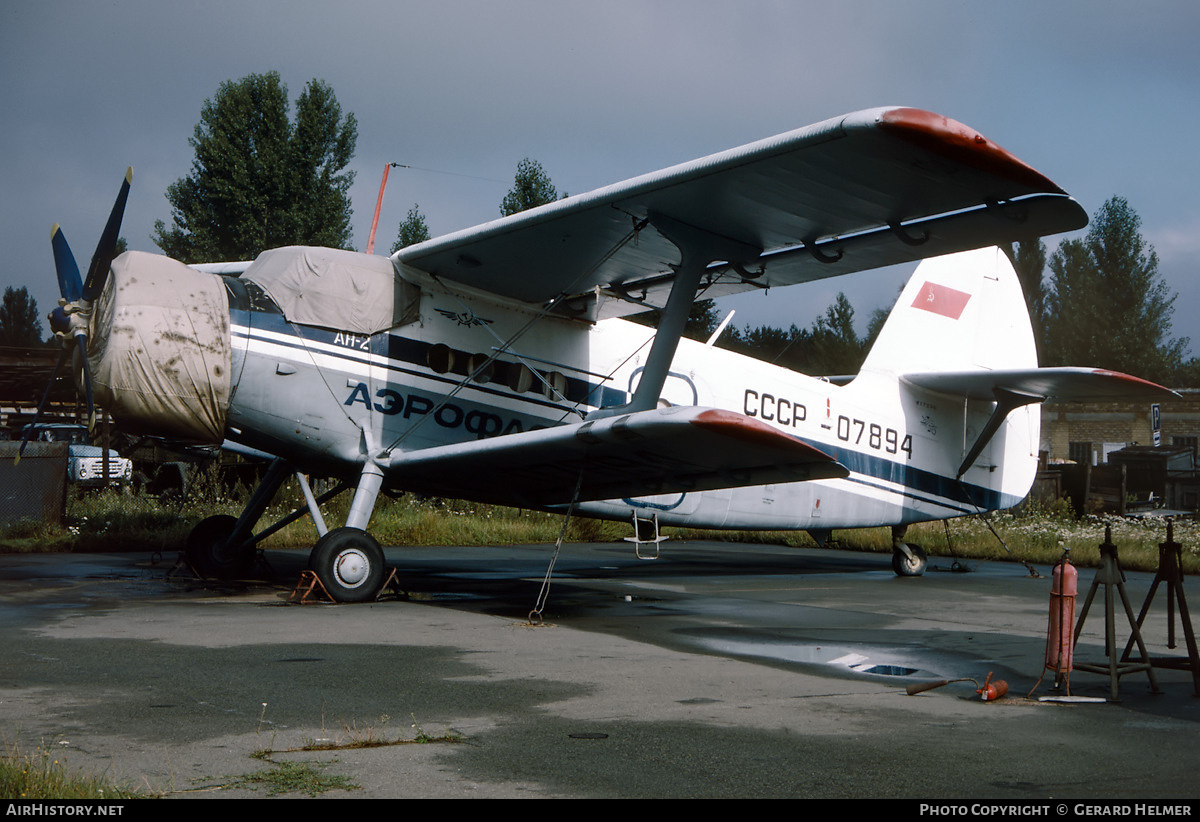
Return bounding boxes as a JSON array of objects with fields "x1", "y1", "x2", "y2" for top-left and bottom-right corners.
[
  {"x1": 288, "y1": 570, "x2": 334, "y2": 604},
  {"x1": 289, "y1": 568, "x2": 404, "y2": 604},
  {"x1": 375, "y1": 567, "x2": 407, "y2": 601}
]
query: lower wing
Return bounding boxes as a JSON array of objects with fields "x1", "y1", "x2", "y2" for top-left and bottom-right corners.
[{"x1": 382, "y1": 405, "x2": 848, "y2": 507}]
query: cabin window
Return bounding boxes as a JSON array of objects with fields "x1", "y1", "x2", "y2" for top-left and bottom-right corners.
[{"x1": 427, "y1": 344, "x2": 455, "y2": 374}]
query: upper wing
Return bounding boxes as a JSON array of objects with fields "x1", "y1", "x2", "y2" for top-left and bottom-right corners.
[
  {"x1": 395, "y1": 107, "x2": 1087, "y2": 320},
  {"x1": 382, "y1": 405, "x2": 847, "y2": 507}
]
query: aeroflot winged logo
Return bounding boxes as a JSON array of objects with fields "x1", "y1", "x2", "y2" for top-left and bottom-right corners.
[
  {"x1": 912, "y1": 281, "x2": 971, "y2": 320},
  {"x1": 436, "y1": 308, "x2": 494, "y2": 327}
]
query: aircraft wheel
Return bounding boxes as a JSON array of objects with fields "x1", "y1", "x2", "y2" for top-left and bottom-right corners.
[
  {"x1": 186, "y1": 515, "x2": 252, "y2": 579},
  {"x1": 310, "y1": 528, "x2": 385, "y2": 603},
  {"x1": 891, "y1": 543, "x2": 927, "y2": 577}
]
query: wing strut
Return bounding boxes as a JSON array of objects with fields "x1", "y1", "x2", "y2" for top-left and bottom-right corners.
[
  {"x1": 957, "y1": 387, "x2": 1044, "y2": 479},
  {"x1": 589, "y1": 213, "x2": 760, "y2": 419}
]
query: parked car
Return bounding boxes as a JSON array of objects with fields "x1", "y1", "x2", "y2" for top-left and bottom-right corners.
[{"x1": 21, "y1": 423, "x2": 133, "y2": 487}]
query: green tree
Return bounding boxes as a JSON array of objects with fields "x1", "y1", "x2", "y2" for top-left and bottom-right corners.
[
  {"x1": 808, "y1": 293, "x2": 866, "y2": 376},
  {"x1": 684, "y1": 299, "x2": 720, "y2": 340},
  {"x1": 1043, "y1": 196, "x2": 1186, "y2": 383},
  {"x1": 391, "y1": 204, "x2": 431, "y2": 252},
  {"x1": 718, "y1": 293, "x2": 874, "y2": 376},
  {"x1": 153, "y1": 72, "x2": 358, "y2": 263},
  {"x1": 1007, "y1": 239, "x2": 1048, "y2": 357},
  {"x1": 500, "y1": 158, "x2": 558, "y2": 216},
  {"x1": 722, "y1": 322, "x2": 810, "y2": 369},
  {"x1": 863, "y1": 305, "x2": 889, "y2": 349},
  {"x1": 0, "y1": 286, "x2": 45, "y2": 346}
]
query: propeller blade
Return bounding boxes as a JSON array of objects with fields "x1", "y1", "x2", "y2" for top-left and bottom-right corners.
[
  {"x1": 82, "y1": 166, "x2": 132, "y2": 302},
  {"x1": 15, "y1": 346, "x2": 72, "y2": 464},
  {"x1": 50, "y1": 224, "x2": 83, "y2": 303}
]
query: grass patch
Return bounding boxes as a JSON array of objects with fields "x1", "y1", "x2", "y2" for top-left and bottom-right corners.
[
  {"x1": 0, "y1": 739, "x2": 158, "y2": 799},
  {"x1": 219, "y1": 758, "x2": 360, "y2": 797},
  {"x1": 2, "y1": 472, "x2": 1197, "y2": 575},
  {"x1": 827, "y1": 510, "x2": 1200, "y2": 575},
  {"x1": 255, "y1": 712, "x2": 464, "y2": 757},
  {"x1": 220, "y1": 712, "x2": 459, "y2": 797}
]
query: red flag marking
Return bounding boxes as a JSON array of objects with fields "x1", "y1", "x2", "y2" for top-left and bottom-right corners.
[{"x1": 912, "y1": 282, "x2": 971, "y2": 319}]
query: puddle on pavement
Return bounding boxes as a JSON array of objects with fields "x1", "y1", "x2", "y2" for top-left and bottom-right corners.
[{"x1": 695, "y1": 636, "x2": 937, "y2": 680}]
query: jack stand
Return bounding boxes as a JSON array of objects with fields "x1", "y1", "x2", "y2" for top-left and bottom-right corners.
[
  {"x1": 1120, "y1": 520, "x2": 1200, "y2": 696},
  {"x1": 624, "y1": 512, "x2": 666, "y2": 559},
  {"x1": 1072, "y1": 526, "x2": 1160, "y2": 701}
]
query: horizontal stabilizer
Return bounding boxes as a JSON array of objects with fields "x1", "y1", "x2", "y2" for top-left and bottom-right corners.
[
  {"x1": 901, "y1": 367, "x2": 1178, "y2": 402},
  {"x1": 384, "y1": 406, "x2": 847, "y2": 507},
  {"x1": 904, "y1": 367, "x2": 1177, "y2": 478}
]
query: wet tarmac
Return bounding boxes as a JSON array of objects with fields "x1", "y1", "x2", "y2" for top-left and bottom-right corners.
[{"x1": 2, "y1": 540, "x2": 1198, "y2": 799}]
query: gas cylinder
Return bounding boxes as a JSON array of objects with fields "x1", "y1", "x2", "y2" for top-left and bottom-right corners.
[
  {"x1": 977, "y1": 672, "x2": 1009, "y2": 701},
  {"x1": 1045, "y1": 556, "x2": 1078, "y2": 673}
]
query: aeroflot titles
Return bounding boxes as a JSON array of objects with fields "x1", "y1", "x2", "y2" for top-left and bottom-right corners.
[{"x1": 344, "y1": 382, "x2": 538, "y2": 439}]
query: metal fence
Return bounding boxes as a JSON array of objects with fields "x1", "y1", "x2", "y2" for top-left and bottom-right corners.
[{"x1": 0, "y1": 441, "x2": 68, "y2": 526}]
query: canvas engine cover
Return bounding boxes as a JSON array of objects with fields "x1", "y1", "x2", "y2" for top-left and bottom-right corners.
[{"x1": 87, "y1": 251, "x2": 231, "y2": 443}]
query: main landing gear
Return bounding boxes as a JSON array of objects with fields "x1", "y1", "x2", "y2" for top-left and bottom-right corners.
[
  {"x1": 309, "y1": 527, "x2": 385, "y2": 603},
  {"x1": 890, "y1": 524, "x2": 928, "y2": 577},
  {"x1": 184, "y1": 458, "x2": 389, "y2": 603}
]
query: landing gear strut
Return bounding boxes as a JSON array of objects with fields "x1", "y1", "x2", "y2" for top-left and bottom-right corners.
[
  {"x1": 184, "y1": 458, "x2": 291, "y2": 581},
  {"x1": 183, "y1": 457, "x2": 389, "y2": 602},
  {"x1": 891, "y1": 525, "x2": 927, "y2": 577}
]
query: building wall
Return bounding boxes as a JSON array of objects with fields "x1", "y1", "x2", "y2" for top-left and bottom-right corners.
[{"x1": 1042, "y1": 390, "x2": 1200, "y2": 465}]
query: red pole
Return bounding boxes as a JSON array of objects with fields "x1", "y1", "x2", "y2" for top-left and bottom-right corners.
[{"x1": 365, "y1": 162, "x2": 393, "y2": 255}]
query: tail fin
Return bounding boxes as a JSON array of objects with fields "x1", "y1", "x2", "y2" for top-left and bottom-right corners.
[
  {"x1": 859, "y1": 246, "x2": 1036, "y2": 379},
  {"x1": 857, "y1": 246, "x2": 1174, "y2": 483}
]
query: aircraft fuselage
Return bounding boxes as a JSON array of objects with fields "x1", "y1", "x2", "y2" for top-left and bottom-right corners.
[{"x1": 221, "y1": 266, "x2": 1037, "y2": 535}]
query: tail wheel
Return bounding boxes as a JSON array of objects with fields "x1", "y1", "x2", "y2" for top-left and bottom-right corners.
[
  {"x1": 892, "y1": 543, "x2": 928, "y2": 577},
  {"x1": 310, "y1": 528, "x2": 385, "y2": 603},
  {"x1": 187, "y1": 514, "x2": 252, "y2": 579}
]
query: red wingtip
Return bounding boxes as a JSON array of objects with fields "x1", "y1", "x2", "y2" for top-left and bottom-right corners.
[{"x1": 878, "y1": 107, "x2": 1065, "y2": 195}]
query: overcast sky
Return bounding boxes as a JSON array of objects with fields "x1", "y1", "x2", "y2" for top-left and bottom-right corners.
[{"x1": 3, "y1": 0, "x2": 1198, "y2": 357}]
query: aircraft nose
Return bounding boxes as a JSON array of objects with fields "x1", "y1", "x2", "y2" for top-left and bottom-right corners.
[{"x1": 87, "y1": 251, "x2": 233, "y2": 444}]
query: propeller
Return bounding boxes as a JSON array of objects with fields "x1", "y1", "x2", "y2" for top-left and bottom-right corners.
[
  {"x1": 16, "y1": 168, "x2": 132, "y2": 463},
  {"x1": 83, "y1": 166, "x2": 132, "y2": 302}
]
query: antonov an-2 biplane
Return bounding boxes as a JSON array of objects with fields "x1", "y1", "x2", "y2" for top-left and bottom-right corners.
[{"x1": 36, "y1": 107, "x2": 1174, "y2": 601}]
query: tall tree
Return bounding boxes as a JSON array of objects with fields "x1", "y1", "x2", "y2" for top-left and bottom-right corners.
[
  {"x1": 1007, "y1": 239, "x2": 1048, "y2": 357},
  {"x1": 807, "y1": 292, "x2": 866, "y2": 376},
  {"x1": 722, "y1": 322, "x2": 807, "y2": 367},
  {"x1": 0, "y1": 286, "x2": 45, "y2": 346},
  {"x1": 391, "y1": 204, "x2": 431, "y2": 252},
  {"x1": 1042, "y1": 196, "x2": 1186, "y2": 383},
  {"x1": 153, "y1": 72, "x2": 358, "y2": 263},
  {"x1": 684, "y1": 298, "x2": 720, "y2": 340},
  {"x1": 718, "y1": 293, "x2": 874, "y2": 376},
  {"x1": 501, "y1": 158, "x2": 558, "y2": 216}
]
